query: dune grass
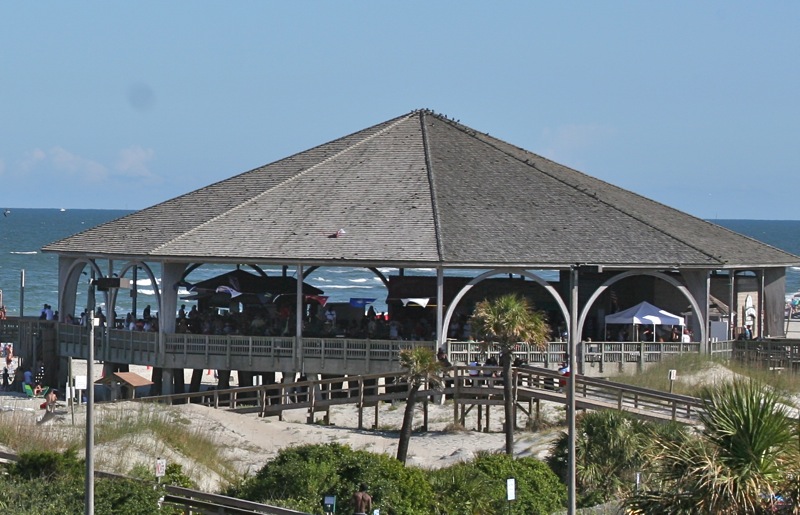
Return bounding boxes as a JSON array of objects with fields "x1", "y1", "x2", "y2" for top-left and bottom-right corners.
[
  {"x1": 607, "y1": 353, "x2": 800, "y2": 398},
  {"x1": 0, "y1": 402, "x2": 236, "y2": 487},
  {"x1": 94, "y1": 403, "x2": 236, "y2": 482},
  {"x1": 0, "y1": 409, "x2": 80, "y2": 453}
]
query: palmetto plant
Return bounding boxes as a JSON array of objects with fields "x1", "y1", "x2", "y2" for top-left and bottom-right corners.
[
  {"x1": 470, "y1": 293, "x2": 550, "y2": 454},
  {"x1": 627, "y1": 379, "x2": 800, "y2": 514}
]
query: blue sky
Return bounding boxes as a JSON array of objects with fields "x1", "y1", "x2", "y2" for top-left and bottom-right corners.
[{"x1": 1, "y1": 2, "x2": 797, "y2": 219}]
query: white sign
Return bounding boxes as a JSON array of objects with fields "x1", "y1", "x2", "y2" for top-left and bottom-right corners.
[
  {"x1": 74, "y1": 375, "x2": 87, "y2": 390},
  {"x1": 506, "y1": 477, "x2": 516, "y2": 501},
  {"x1": 155, "y1": 458, "x2": 167, "y2": 477},
  {"x1": 668, "y1": 369, "x2": 677, "y2": 381}
]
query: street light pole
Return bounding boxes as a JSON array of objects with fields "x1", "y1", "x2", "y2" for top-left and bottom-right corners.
[
  {"x1": 85, "y1": 309, "x2": 95, "y2": 515},
  {"x1": 567, "y1": 266, "x2": 579, "y2": 515}
]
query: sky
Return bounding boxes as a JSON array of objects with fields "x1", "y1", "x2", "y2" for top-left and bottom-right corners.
[{"x1": 1, "y1": 2, "x2": 798, "y2": 219}]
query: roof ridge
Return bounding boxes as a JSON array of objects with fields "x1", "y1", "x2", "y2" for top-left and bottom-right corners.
[
  {"x1": 449, "y1": 126, "x2": 729, "y2": 265},
  {"x1": 420, "y1": 111, "x2": 444, "y2": 262},
  {"x1": 150, "y1": 112, "x2": 418, "y2": 255}
]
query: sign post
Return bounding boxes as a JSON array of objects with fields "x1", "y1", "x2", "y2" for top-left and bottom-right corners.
[
  {"x1": 322, "y1": 495, "x2": 336, "y2": 515},
  {"x1": 668, "y1": 369, "x2": 677, "y2": 393},
  {"x1": 506, "y1": 477, "x2": 516, "y2": 514},
  {"x1": 155, "y1": 457, "x2": 167, "y2": 483}
]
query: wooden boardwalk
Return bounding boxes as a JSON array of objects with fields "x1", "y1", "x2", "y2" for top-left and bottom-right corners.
[{"x1": 133, "y1": 365, "x2": 705, "y2": 428}]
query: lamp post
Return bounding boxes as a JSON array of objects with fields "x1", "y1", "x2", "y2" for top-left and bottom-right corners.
[
  {"x1": 567, "y1": 266, "x2": 579, "y2": 515},
  {"x1": 85, "y1": 276, "x2": 130, "y2": 515},
  {"x1": 86, "y1": 309, "x2": 95, "y2": 515}
]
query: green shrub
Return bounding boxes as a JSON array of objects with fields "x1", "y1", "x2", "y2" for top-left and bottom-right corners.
[
  {"x1": 5, "y1": 448, "x2": 84, "y2": 481},
  {"x1": 1, "y1": 449, "x2": 163, "y2": 514},
  {"x1": 470, "y1": 453, "x2": 566, "y2": 514},
  {"x1": 229, "y1": 443, "x2": 563, "y2": 515},
  {"x1": 226, "y1": 442, "x2": 434, "y2": 514},
  {"x1": 0, "y1": 474, "x2": 161, "y2": 514}
]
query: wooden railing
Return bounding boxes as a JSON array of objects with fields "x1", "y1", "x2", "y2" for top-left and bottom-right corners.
[
  {"x1": 135, "y1": 366, "x2": 706, "y2": 426},
  {"x1": 1, "y1": 317, "x2": 748, "y2": 378}
]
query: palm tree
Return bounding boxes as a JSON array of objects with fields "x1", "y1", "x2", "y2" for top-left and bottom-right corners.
[
  {"x1": 470, "y1": 293, "x2": 550, "y2": 454},
  {"x1": 627, "y1": 378, "x2": 800, "y2": 514},
  {"x1": 396, "y1": 346, "x2": 442, "y2": 464}
]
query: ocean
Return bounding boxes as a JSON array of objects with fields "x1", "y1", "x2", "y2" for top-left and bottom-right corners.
[{"x1": 0, "y1": 209, "x2": 798, "y2": 318}]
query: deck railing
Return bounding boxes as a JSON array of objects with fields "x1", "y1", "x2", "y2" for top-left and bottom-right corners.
[{"x1": 0, "y1": 317, "x2": 749, "y2": 376}]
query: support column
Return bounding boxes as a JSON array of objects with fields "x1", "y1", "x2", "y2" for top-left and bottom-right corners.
[
  {"x1": 160, "y1": 263, "x2": 185, "y2": 335},
  {"x1": 728, "y1": 271, "x2": 736, "y2": 340},
  {"x1": 159, "y1": 263, "x2": 185, "y2": 396},
  {"x1": 764, "y1": 268, "x2": 786, "y2": 338},
  {"x1": 161, "y1": 368, "x2": 174, "y2": 396},
  {"x1": 682, "y1": 270, "x2": 711, "y2": 352},
  {"x1": 295, "y1": 264, "x2": 304, "y2": 373},
  {"x1": 436, "y1": 268, "x2": 444, "y2": 352},
  {"x1": 57, "y1": 256, "x2": 81, "y2": 322}
]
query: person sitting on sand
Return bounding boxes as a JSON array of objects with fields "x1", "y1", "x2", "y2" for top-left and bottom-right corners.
[
  {"x1": 45, "y1": 388, "x2": 57, "y2": 412},
  {"x1": 33, "y1": 383, "x2": 43, "y2": 397}
]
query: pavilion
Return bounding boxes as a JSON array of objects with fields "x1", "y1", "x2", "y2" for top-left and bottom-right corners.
[{"x1": 41, "y1": 109, "x2": 800, "y2": 393}]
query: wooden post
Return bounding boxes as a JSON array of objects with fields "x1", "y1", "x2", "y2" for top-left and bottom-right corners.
[
  {"x1": 358, "y1": 377, "x2": 365, "y2": 430},
  {"x1": 423, "y1": 395, "x2": 429, "y2": 432},
  {"x1": 308, "y1": 383, "x2": 316, "y2": 424},
  {"x1": 453, "y1": 370, "x2": 460, "y2": 425}
]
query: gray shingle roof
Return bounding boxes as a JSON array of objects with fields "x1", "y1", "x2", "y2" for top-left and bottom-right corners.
[{"x1": 42, "y1": 110, "x2": 800, "y2": 269}]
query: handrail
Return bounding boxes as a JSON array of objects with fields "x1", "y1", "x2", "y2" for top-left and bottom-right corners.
[
  {"x1": 131, "y1": 366, "x2": 705, "y2": 425},
  {"x1": 14, "y1": 317, "x2": 796, "y2": 380}
]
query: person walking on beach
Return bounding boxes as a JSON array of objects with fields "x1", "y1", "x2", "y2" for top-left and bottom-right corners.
[{"x1": 351, "y1": 483, "x2": 372, "y2": 515}]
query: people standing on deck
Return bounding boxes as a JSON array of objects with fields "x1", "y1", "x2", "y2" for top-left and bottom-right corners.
[
  {"x1": 96, "y1": 307, "x2": 106, "y2": 327},
  {"x1": 325, "y1": 306, "x2": 337, "y2": 330},
  {"x1": 178, "y1": 304, "x2": 186, "y2": 319}
]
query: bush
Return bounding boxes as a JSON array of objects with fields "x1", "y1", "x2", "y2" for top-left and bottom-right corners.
[
  {"x1": 1, "y1": 449, "x2": 162, "y2": 514},
  {"x1": 229, "y1": 443, "x2": 564, "y2": 515},
  {"x1": 466, "y1": 454, "x2": 567, "y2": 514},
  {"x1": 5, "y1": 448, "x2": 84, "y2": 480},
  {"x1": 226, "y1": 443, "x2": 434, "y2": 514}
]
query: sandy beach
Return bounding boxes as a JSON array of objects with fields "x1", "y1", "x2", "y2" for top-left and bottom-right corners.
[{"x1": 0, "y1": 361, "x2": 565, "y2": 492}]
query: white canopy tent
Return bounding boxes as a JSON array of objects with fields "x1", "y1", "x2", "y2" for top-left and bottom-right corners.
[{"x1": 604, "y1": 301, "x2": 684, "y2": 341}]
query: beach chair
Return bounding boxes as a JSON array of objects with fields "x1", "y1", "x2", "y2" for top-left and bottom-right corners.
[{"x1": 23, "y1": 384, "x2": 48, "y2": 398}]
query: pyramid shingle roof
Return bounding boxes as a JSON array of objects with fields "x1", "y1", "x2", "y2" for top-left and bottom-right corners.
[{"x1": 42, "y1": 110, "x2": 800, "y2": 269}]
